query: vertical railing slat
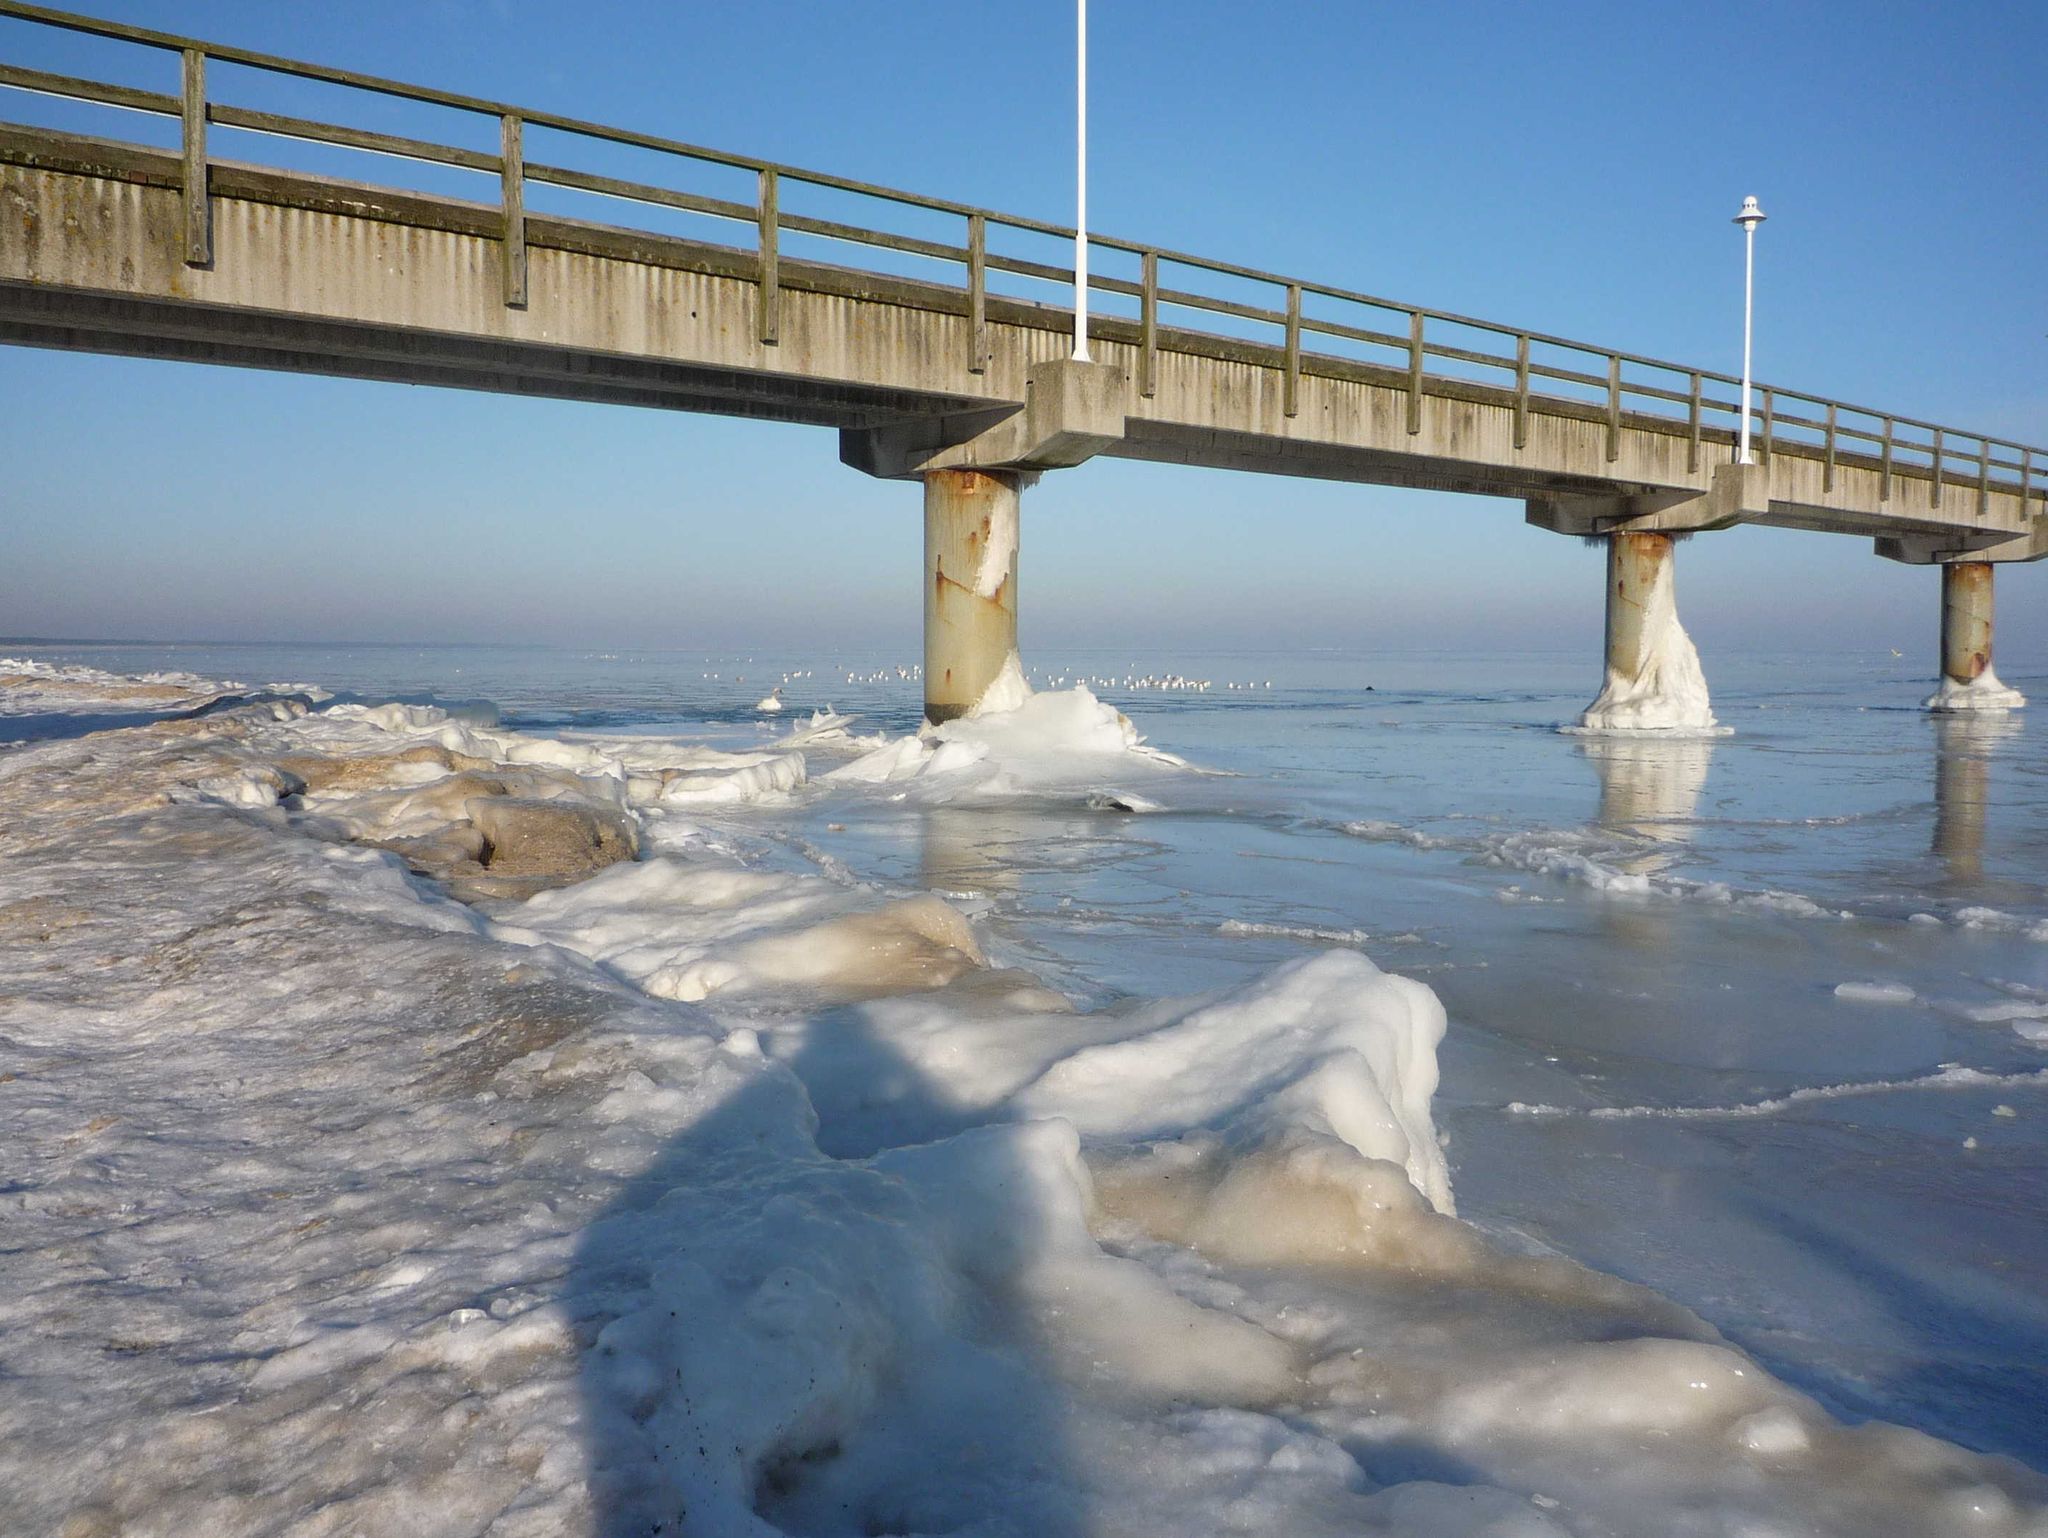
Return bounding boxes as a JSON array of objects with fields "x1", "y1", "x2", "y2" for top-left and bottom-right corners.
[
  {"x1": 1514, "y1": 334, "x2": 1530, "y2": 450},
  {"x1": 1686, "y1": 369, "x2": 1701, "y2": 472},
  {"x1": 499, "y1": 113, "x2": 526, "y2": 308},
  {"x1": 1929, "y1": 427, "x2": 1943, "y2": 510},
  {"x1": 1823, "y1": 402, "x2": 1836, "y2": 492},
  {"x1": 1405, "y1": 311, "x2": 1423, "y2": 435},
  {"x1": 1977, "y1": 437, "x2": 1991, "y2": 516},
  {"x1": 966, "y1": 212, "x2": 987, "y2": 375},
  {"x1": 1880, "y1": 417, "x2": 1894, "y2": 501},
  {"x1": 1604, "y1": 354, "x2": 1621, "y2": 463},
  {"x1": 1139, "y1": 250, "x2": 1158, "y2": 399},
  {"x1": 180, "y1": 47, "x2": 208, "y2": 266},
  {"x1": 757, "y1": 168, "x2": 779, "y2": 346},
  {"x1": 1759, "y1": 387, "x2": 1773, "y2": 466},
  {"x1": 1283, "y1": 283, "x2": 1301, "y2": 419}
]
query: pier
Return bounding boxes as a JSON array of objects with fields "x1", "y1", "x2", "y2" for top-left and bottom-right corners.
[{"x1": 1, "y1": 3, "x2": 2040, "y2": 720}]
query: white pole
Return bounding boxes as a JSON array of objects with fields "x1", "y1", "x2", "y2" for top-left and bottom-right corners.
[
  {"x1": 1073, "y1": 0, "x2": 1090, "y2": 361},
  {"x1": 1738, "y1": 218, "x2": 1756, "y2": 465}
]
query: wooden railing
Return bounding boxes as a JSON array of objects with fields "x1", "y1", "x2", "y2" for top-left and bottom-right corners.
[{"x1": 1, "y1": 0, "x2": 2042, "y2": 513}]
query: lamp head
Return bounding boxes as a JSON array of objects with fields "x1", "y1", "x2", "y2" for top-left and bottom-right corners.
[{"x1": 1732, "y1": 195, "x2": 1767, "y2": 230}]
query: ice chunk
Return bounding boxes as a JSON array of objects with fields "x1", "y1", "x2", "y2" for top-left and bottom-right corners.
[{"x1": 1833, "y1": 980, "x2": 1918, "y2": 1005}]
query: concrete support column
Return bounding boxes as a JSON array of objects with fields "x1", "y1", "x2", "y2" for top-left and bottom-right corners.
[
  {"x1": 1604, "y1": 532, "x2": 1674, "y2": 682},
  {"x1": 1940, "y1": 562, "x2": 1995, "y2": 688},
  {"x1": 1576, "y1": 530, "x2": 1718, "y2": 732},
  {"x1": 1927, "y1": 561, "x2": 2026, "y2": 711},
  {"x1": 923, "y1": 466, "x2": 1027, "y2": 723}
]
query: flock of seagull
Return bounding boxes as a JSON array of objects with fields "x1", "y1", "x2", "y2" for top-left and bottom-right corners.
[{"x1": 728, "y1": 665, "x2": 1277, "y2": 712}]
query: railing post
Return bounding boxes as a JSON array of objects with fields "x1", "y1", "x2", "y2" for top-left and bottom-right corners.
[
  {"x1": 966, "y1": 213, "x2": 988, "y2": 375},
  {"x1": 2024, "y1": 447, "x2": 2036, "y2": 515},
  {"x1": 1880, "y1": 416, "x2": 1894, "y2": 501},
  {"x1": 1978, "y1": 438, "x2": 1991, "y2": 516},
  {"x1": 1139, "y1": 250, "x2": 1158, "y2": 399},
  {"x1": 499, "y1": 113, "x2": 526, "y2": 308},
  {"x1": 1823, "y1": 403, "x2": 1837, "y2": 492},
  {"x1": 1929, "y1": 427, "x2": 1943, "y2": 510},
  {"x1": 1686, "y1": 370, "x2": 1701, "y2": 472},
  {"x1": 1283, "y1": 282, "x2": 1301, "y2": 419},
  {"x1": 1405, "y1": 311, "x2": 1423, "y2": 435},
  {"x1": 180, "y1": 47, "x2": 209, "y2": 267},
  {"x1": 1759, "y1": 387, "x2": 1773, "y2": 466},
  {"x1": 757, "y1": 168, "x2": 780, "y2": 347},
  {"x1": 1604, "y1": 354, "x2": 1621, "y2": 463},
  {"x1": 1514, "y1": 334, "x2": 1530, "y2": 450}
]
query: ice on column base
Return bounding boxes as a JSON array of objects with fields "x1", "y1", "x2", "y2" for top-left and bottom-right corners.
[
  {"x1": 1573, "y1": 606, "x2": 1725, "y2": 735},
  {"x1": 967, "y1": 650, "x2": 1031, "y2": 717},
  {"x1": 1570, "y1": 533, "x2": 1728, "y2": 737},
  {"x1": 1925, "y1": 668, "x2": 2027, "y2": 712}
]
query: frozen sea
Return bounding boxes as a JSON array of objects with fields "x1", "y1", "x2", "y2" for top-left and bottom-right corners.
[{"x1": 3, "y1": 638, "x2": 2045, "y2": 1535}]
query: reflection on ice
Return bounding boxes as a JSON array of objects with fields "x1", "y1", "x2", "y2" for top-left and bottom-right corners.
[
  {"x1": 1933, "y1": 711, "x2": 2020, "y2": 883},
  {"x1": 1581, "y1": 733, "x2": 1715, "y2": 860}
]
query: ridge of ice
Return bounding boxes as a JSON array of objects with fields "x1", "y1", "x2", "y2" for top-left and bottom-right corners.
[
  {"x1": 1508, "y1": 1065, "x2": 2048, "y2": 1120},
  {"x1": 1338, "y1": 817, "x2": 1853, "y2": 920}
]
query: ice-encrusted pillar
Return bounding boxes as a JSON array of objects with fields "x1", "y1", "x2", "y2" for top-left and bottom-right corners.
[
  {"x1": 924, "y1": 466, "x2": 1026, "y2": 723},
  {"x1": 1927, "y1": 562, "x2": 2025, "y2": 711},
  {"x1": 1577, "y1": 532, "x2": 1718, "y2": 732}
]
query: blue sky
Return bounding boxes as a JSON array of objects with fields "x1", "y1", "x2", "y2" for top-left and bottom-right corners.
[{"x1": 2, "y1": 1, "x2": 2044, "y2": 659}]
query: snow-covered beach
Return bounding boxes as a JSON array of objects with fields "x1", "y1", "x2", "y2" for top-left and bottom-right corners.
[{"x1": 3, "y1": 648, "x2": 2045, "y2": 1536}]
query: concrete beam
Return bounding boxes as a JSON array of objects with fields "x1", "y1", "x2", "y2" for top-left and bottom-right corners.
[
  {"x1": 1874, "y1": 524, "x2": 2048, "y2": 565},
  {"x1": 1525, "y1": 462, "x2": 1767, "y2": 536},
  {"x1": 4, "y1": 133, "x2": 2039, "y2": 545},
  {"x1": 842, "y1": 359, "x2": 1125, "y2": 479}
]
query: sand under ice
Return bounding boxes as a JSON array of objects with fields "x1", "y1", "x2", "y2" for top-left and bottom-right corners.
[
  {"x1": 1926, "y1": 666, "x2": 2029, "y2": 712},
  {"x1": 4, "y1": 674, "x2": 2048, "y2": 1537}
]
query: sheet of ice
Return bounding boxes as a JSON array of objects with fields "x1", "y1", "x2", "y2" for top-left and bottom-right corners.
[
  {"x1": 1568, "y1": 559, "x2": 1724, "y2": 734},
  {"x1": 1925, "y1": 666, "x2": 2028, "y2": 712},
  {"x1": 6, "y1": 669, "x2": 2048, "y2": 1538}
]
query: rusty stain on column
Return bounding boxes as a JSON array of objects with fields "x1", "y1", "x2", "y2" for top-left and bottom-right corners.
[
  {"x1": 1940, "y1": 561, "x2": 1994, "y2": 687},
  {"x1": 1605, "y1": 531, "x2": 1673, "y2": 681},
  {"x1": 924, "y1": 466, "x2": 1024, "y2": 724}
]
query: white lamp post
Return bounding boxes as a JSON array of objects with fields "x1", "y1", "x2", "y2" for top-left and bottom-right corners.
[
  {"x1": 1732, "y1": 195, "x2": 1766, "y2": 465},
  {"x1": 1072, "y1": 0, "x2": 1090, "y2": 361}
]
